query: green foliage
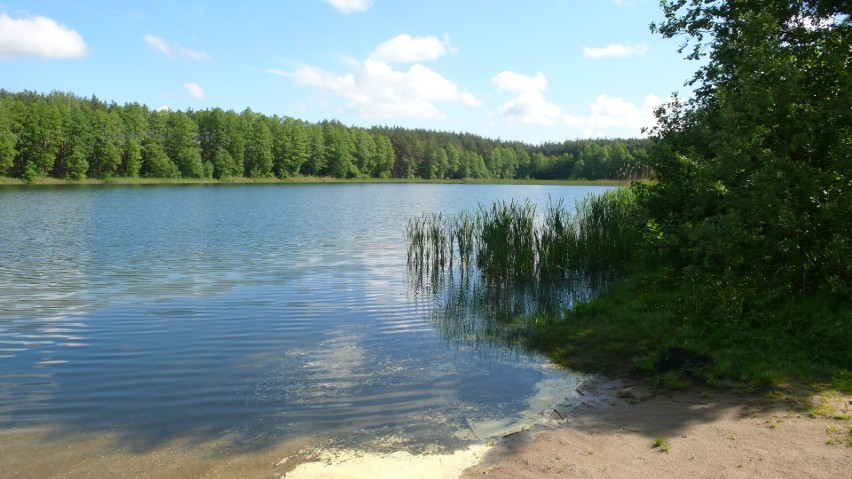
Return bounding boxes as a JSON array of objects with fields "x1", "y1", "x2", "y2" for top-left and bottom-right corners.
[
  {"x1": 242, "y1": 109, "x2": 274, "y2": 177},
  {"x1": 165, "y1": 111, "x2": 203, "y2": 178},
  {"x1": 303, "y1": 124, "x2": 327, "y2": 176},
  {"x1": 122, "y1": 139, "x2": 143, "y2": 178},
  {"x1": 141, "y1": 137, "x2": 179, "y2": 178},
  {"x1": 646, "y1": 1, "x2": 851, "y2": 313},
  {"x1": 323, "y1": 120, "x2": 357, "y2": 178},
  {"x1": 117, "y1": 102, "x2": 147, "y2": 177},
  {"x1": 90, "y1": 109, "x2": 123, "y2": 178},
  {"x1": 275, "y1": 117, "x2": 311, "y2": 177},
  {"x1": 0, "y1": 89, "x2": 651, "y2": 182},
  {"x1": 0, "y1": 100, "x2": 18, "y2": 175},
  {"x1": 212, "y1": 146, "x2": 240, "y2": 179}
]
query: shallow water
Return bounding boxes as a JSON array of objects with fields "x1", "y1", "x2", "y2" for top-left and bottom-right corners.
[{"x1": 0, "y1": 183, "x2": 611, "y2": 473}]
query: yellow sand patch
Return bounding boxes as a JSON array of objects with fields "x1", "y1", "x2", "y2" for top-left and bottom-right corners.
[{"x1": 283, "y1": 444, "x2": 490, "y2": 479}]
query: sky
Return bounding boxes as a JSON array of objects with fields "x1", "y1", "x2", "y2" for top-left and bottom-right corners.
[{"x1": 0, "y1": 0, "x2": 700, "y2": 144}]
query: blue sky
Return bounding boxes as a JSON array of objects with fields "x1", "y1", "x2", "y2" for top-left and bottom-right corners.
[{"x1": 0, "y1": 0, "x2": 699, "y2": 144}]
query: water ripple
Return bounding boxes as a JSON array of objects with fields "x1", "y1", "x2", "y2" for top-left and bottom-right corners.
[{"x1": 0, "y1": 183, "x2": 611, "y2": 449}]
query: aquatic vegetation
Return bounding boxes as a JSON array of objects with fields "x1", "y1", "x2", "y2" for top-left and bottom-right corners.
[
  {"x1": 405, "y1": 189, "x2": 639, "y2": 283},
  {"x1": 405, "y1": 190, "x2": 641, "y2": 353}
]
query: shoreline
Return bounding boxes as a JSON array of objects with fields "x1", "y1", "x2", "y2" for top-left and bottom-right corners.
[
  {"x1": 1, "y1": 377, "x2": 847, "y2": 478},
  {"x1": 460, "y1": 380, "x2": 851, "y2": 479},
  {"x1": 0, "y1": 176, "x2": 631, "y2": 187}
]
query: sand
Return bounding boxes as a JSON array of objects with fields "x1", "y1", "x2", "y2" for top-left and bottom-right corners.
[
  {"x1": 282, "y1": 444, "x2": 490, "y2": 479},
  {"x1": 2, "y1": 378, "x2": 848, "y2": 478},
  {"x1": 460, "y1": 379, "x2": 852, "y2": 479}
]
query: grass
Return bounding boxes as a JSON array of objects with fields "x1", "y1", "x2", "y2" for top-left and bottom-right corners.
[
  {"x1": 518, "y1": 269, "x2": 852, "y2": 393},
  {"x1": 653, "y1": 437, "x2": 670, "y2": 453},
  {"x1": 808, "y1": 402, "x2": 837, "y2": 419}
]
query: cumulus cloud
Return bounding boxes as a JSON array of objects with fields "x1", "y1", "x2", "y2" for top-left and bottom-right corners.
[
  {"x1": 370, "y1": 34, "x2": 455, "y2": 63},
  {"x1": 183, "y1": 82, "x2": 206, "y2": 99},
  {"x1": 288, "y1": 34, "x2": 477, "y2": 120},
  {"x1": 564, "y1": 94, "x2": 661, "y2": 137},
  {"x1": 583, "y1": 43, "x2": 649, "y2": 59},
  {"x1": 497, "y1": 91, "x2": 562, "y2": 125},
  {"x1": 323, "y1": 0, "x2": 373, "y2": 14},
  {"x1": 492, "y1": 71, "x2": 562, "y2": 125},
  {"x1": 144, "y1": 34, "x2": 209, "y2": 60},
  {"x1": 490, "y1": 69, "x2": 661, "y2": 135},
  {"x1": 491, "y1": 71, "x2": 547, "y2": 94},
  {"x1": 0, "y1": 13, "x2": 87, "y2": 60}
]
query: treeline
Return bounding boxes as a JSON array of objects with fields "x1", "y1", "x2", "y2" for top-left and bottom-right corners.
[
  {"x1": 0, "y1": 90, "x2": 651, "y2": 182},
  {"x1": 375, "y1": 127, "x2": 652, "y2": 181}
]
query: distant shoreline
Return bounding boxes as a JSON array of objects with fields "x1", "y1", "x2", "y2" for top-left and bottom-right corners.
[{"x1": 0, "y1": 176, "x2": 631, "y2": 187}]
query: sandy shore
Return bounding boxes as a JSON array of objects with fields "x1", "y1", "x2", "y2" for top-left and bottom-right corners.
[
  {"x1": 460, "y1": 379, "x2": 851, "y2": 479},
  {"x1": 2, "y1": 378, "x2": 848, "y2": 478}
]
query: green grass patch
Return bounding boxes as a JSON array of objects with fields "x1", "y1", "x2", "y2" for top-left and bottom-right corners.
[{"x1": 517, "y1": 270, "x2": 851, "y2": 392}]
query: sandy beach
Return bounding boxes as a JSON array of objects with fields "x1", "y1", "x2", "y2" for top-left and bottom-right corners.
[
  {"x1": 2, "y1": 378, "x2": 848, "y2": 478},
  {"x1": 460, "y1": 380, "x2": 851, "y2": 479}
]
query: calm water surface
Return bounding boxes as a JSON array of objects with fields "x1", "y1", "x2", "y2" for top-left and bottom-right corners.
[{"x1": 0, "y1": 183, "x2": 610, "y2": 453}]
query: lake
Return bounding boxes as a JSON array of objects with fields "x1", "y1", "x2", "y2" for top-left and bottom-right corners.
[{"x1": 0, "y1": 183, "x2": 611, "y2": 477}]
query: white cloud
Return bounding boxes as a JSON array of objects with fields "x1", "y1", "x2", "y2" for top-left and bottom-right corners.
[
  {"x1": 323, "y1": 0, "x2": 373, "y2": 14},
  {"x1": 583, "y1": 43, "x2": 649, "y2": 59},
  {"x1": 183, "y1": 82, "x2": 206, "y2": 99},
  {"x1": 0, "y1": 13, "x2": 87, "y2": 60},
  {"x1": 492, "y1": 71, "x2": 561, "y2": 125},
  {"x1": 491, "y1": 71, "x2": 547, "y2": 94},
  {"x1": 370, "y1": 34, "x2": 455, "y2": 63},
  {"x1": 144, "y1": 34, "x2": 209, "y2": 60},
  {"x1": 490, "y1": 69, "x2": 661, "y2": 136},
  {"x1": 262, "y1": 67, "x2": 290, "y2": 77},
  {"x1": 563, "y1": 94, "x2": 661, "y2": 137},
  {"x1": 144, "y1": 34, "x2": 171, "y2": 56},
  {"x1": 498, "y1": 91, "x2": 562, "y2": 125},
  {"x1": 288, "y1": 35, "x2": 477, "y2": 120},
  {"x1": 179, "y1": 47, "x2": 209, "y2": 61}
]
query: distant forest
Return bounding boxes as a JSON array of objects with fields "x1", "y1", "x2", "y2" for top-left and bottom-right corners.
[{"x1": 0, "y1": 90, "x2": 652, "y2": 182}]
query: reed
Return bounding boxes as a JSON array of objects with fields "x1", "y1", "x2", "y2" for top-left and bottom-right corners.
[
  {"x1": 475, "y1": 200, "x2": 538, "y2": 278},
  {"x1": 405, "y1": 189, "x2": 640, "y2": 283},
  {"x1": 568, "y1": 188, "x2": 640, "y2": 276},
  {"x1": 405, "y1": 190, "x2": 642, "y2": 356}
]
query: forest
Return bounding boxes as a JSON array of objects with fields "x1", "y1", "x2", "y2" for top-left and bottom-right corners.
[{"x1": 0, "y1": 90, "x2": 650, "y2": 183}]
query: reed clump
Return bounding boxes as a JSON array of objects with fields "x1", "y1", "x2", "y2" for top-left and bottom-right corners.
[{"x1": 405, "y1": 189, "x2": 640, "y2": 282}]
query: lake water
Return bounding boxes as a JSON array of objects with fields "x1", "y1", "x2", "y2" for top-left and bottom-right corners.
[{"x1": 0, "y1": 183, "x2": 611, "y2": 476}]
